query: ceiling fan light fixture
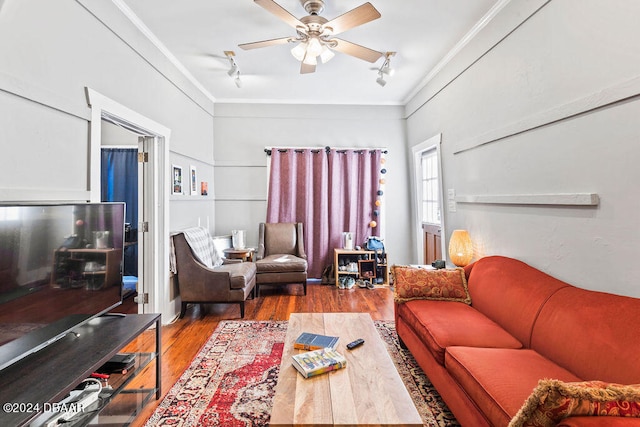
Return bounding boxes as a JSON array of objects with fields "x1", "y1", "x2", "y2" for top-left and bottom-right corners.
[
  {"x1": 240, "y1": 0, "x2": 384, "y2": 74},
  {"x1": 306, "y1": 37, "x2": 323, "y2": 58},
  {"x1": 302, "y1": 52, "x2": 317, "y2": 66},
  {"x1": 319, "y1": 45, "x2": 335, "y2": 63},
  {"x1": 291, "y1": 42, "x2": 307, "y2": 61}
]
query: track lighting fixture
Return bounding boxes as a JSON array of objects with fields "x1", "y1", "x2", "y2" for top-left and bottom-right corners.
[
  {"x1": 224, "y1": 51, "x2": 242, "y2": 88},
  {"x1": 375, "y1": 52, "x2": 395, "y2": 87}
]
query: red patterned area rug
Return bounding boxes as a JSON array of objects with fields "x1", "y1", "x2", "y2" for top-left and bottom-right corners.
[{"x1": 144, "y1": 320, "x2": 459, "y2": 427}]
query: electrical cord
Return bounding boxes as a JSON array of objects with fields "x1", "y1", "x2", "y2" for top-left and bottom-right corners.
[{"x1": 44, "y1": 378, "x2": 103, "y2": 427}]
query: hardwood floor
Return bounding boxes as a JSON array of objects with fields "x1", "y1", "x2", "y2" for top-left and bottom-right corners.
[{"x1": 118, "y1": 281, "x2": 395, "y2": 427}]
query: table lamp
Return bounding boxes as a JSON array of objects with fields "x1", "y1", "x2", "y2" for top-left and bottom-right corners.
[{"x1": 448, "y1": 230, "x2": 473, "y2": 267}]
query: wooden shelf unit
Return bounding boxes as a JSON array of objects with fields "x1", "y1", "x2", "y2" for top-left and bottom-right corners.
[
  {"x1": 334, "y1": 248, "x2": 389, "y2": 286},
  {"x1": 51, "y1": 248, "x2": 123, "y2": 290}
]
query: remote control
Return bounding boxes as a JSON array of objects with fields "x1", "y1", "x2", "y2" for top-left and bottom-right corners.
[{"x1": 346, "y1": 338, "x2": 365, "y2": 350}]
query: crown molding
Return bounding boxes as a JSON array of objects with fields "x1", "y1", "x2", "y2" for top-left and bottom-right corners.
[
  {"x1": 109, "y1": 0, "x2": 216, "y2": 104},
  {"x1": 402, "y1": 0, "x2": 512, "y2": 105}
]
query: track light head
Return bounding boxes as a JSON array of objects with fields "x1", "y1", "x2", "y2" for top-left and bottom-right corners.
[
  {"x1": 227, "y1": 63, "x2": 238, "y2": 77},
  {"x1": 224, "y1": 50, "x2": 242, "y2": 88},
  {"x1": 375, "y1": 51, "x2": 395, "y2": 87}
]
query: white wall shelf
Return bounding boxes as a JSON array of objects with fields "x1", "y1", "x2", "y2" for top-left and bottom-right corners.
[{"x1": 455, "y1": 193, "x2": 599, "y2": 206}]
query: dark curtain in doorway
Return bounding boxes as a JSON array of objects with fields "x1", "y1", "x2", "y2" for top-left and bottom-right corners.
[{"x1": 101, "y1": 148, "x2": 138, "y2": 276}]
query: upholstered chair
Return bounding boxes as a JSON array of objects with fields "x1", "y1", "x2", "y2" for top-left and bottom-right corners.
[
  {"x1": 255, "y1": 222, "x2": 308, "y2": 296},
  {"x1": 172, "y1": 232, "x2": 256, "y2": 318}
]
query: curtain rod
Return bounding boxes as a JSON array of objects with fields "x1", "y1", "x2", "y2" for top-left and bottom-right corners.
[{"x1": 264, "y1": 146, "x2": 388, "y2": 156}]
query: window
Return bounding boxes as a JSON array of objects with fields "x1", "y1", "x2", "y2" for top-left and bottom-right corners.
[{"x1": 420, "y1": 148, "x2": 440, "y2": 224}]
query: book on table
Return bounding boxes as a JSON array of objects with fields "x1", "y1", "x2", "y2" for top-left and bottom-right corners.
[
  {"x1": 292, "y1": 347, "x2": 347, "y2": 378},
  {"x1": 294, "y1": 332, "x2": 339, "y2": 351}
]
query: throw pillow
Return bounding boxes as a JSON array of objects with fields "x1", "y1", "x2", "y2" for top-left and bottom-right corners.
[
  {"x1": 392, "y1": 265, "x2": 471, "y2": 305},
  {"x1": 509, "y1": 379, "x2": 640, "y2": 427},
  {"x1": 208, "y1": 236, "x2": 224, "y2": 268}
]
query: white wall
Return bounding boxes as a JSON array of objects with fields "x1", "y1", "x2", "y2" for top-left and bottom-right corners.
[
  {"x1": 213, "y1": 103, "x2": 410, "y2": 271},
  {"x1": 406, "y1": 0, "x2": 640, "y2": 297},
  {"x1": 0, "y1": 0, "x2": 216, "y2": 319}
]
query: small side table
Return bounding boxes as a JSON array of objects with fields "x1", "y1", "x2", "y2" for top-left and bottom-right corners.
[{"x1": 223, "y1": 247, "x2": 255, "y2": 262}]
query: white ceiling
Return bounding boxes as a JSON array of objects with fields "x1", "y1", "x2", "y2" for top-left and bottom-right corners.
[{"x1": 122, "y1": 0, "x2": 499, "y2": 105}]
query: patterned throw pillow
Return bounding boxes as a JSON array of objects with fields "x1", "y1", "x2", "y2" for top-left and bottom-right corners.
[
  {"x1": 392, "y1": 265, "x2": 471, "y2": 305},
  {"x1": 509, "y1": 379, "x2": 640, "y2": 427}
]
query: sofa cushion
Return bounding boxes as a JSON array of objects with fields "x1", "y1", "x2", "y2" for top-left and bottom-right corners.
[
  {"x1": 531, "y1": 286, "x2": 640, "y2": 384},
  {"x1": 256, "y1": 254, "x2": 307, "y2": 273},
  {"x1": 396, "y1": 299, "x2": 523, "y2": 365},
  {"x1": 445, "y1": 347, "x2": 582, "y2": 427},
  {"x1": 393, "y1": 266, "x2": 471, "y2": 304},
  {"x1": 215, "y1": 261, "x2": 256, "y2": 289},
  {"x1": 467, "y1": 256, "x2": 570, "y2": 347},
  {"x1": 509, "y1": 379, "x2": 640, "y2": 427}
]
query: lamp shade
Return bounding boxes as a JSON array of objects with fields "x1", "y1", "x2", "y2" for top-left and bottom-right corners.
[{"x1": 448, "y1": 230, "x2": 473, "y2": 267}]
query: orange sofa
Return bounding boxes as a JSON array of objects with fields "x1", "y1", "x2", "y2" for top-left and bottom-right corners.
[{"x1": 394, "y1": 256, "x2": 640, "y2": 426}]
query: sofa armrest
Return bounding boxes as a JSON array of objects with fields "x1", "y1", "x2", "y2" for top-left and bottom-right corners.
[{"x1": 173, "y1": 233, "x2": 234, "y2": 301}]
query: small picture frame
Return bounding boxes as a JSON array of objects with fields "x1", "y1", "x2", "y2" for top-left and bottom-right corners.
[
  {"x1": 172, "y1": 164, "x2": 183, "y2": 195},
  {"x1": 190, "y1": 165, "x2": 198, "y2": 195},
  {"x1": 201, "y1": 181, "x2": 208, "y2": 196}
]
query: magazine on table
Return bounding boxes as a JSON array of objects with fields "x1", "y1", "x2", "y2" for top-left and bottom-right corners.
[{"x1": 292, "y1": 347, "x2": 347, "y2": 378}]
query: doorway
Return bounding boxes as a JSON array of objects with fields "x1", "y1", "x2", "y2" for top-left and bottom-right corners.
[
  {"x1": 87, "y1": 88, "x2": 171, "y2": 320},
  {"x1": 412, "y1": 133, "x2": 446, "y2": 264},
  {"x1": 100, "y1": 121, "x2": 139, "y2": 300}
]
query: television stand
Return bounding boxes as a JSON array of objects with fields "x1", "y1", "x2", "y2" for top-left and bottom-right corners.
[{"x1": 0, "y1": 313, "x2": 161, "y2": 427}]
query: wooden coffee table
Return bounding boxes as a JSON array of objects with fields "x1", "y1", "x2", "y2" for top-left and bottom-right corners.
[{"x1": 270, "y1": 312, "x2": 423, "y2": 427}]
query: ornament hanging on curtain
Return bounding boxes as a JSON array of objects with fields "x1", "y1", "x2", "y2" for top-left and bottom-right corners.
[{"x1": 369, "y1": 220, "x2": 377, "y2": 228}]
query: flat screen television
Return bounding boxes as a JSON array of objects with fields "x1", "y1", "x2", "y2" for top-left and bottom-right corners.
[{"x1": 0, "y1": 203, "x2": 125, "y2": 371}]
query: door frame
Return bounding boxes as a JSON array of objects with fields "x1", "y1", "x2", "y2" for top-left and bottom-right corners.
[
  {"x1": 411, "y1": 133, "x2": 446, "y2": 264},
  {"x1": 86, "y1": 88, "x2": 170, "y2": 320}
]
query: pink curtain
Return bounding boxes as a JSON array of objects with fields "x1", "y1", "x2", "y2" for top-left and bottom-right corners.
[{"x1": 266, "y1": 148, "x2": 382, "y2": 278}]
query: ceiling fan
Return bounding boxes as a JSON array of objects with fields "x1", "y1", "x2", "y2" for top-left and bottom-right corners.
[{"x1": 239, "y1": 0, "x2": 384, "y2": 74}]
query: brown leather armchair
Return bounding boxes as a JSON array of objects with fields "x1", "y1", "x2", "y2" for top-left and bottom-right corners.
[
  {"x1": 255, "y1": 222, "x2": 308, "y2": 296},
  {"x1": 172, "y1": 232, "x2": 256, "y2": 318}
]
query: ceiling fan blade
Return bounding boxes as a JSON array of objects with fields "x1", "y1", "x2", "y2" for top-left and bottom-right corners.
[
  {"x1": 331, "y1": 38, "x2": 384, "y2": 63},
  {"x1": 300, "y1": 61, "x2": 316, "y2": 74},
  {"x1": 254, "y1": 0, "x2": 305, "y2": 29},
  {"x1": 239, "y1": 37, "x2": 292, "y2": 50},
  {"x1": 323, "y1": 2, "x2": 381, "y2": 35}
]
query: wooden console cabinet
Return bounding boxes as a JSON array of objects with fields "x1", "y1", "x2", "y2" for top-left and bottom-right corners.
[{"x1": 0, "y1": 313, "x2": 161, "y2": 427}]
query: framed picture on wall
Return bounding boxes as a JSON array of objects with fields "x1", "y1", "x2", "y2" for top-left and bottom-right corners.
[
  {"x1": 172, "y1": 164, "x2": 183, "y2": 195},
  {"x1": 190, "y1": 165, "x2": 198, "y2": 195}
]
